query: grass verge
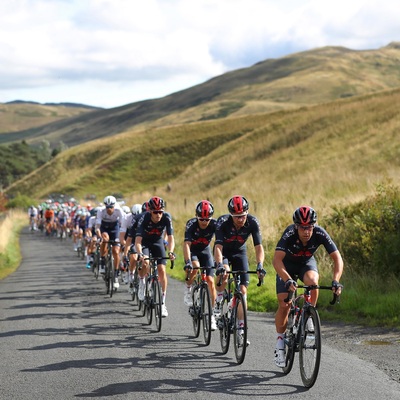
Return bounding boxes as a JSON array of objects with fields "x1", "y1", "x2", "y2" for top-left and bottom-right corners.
[{"x1": 0, "y1": 210, "x2": 26, "y2": 280}]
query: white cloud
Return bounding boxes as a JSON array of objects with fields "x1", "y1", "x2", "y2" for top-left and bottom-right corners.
[{"x1": 0, "y1": 0, "x2": 399, "y2": 108}]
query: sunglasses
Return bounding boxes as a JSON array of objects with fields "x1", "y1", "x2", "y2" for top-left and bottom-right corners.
[
  {"x1": 198, "y1": 218, "x2": 211, "y2": 222},
  {"x1": 232, "y1": 215, "x2": 247, "y2": 219},
  {"x1": 152, "y1": 210, "x2": 163, "y2": 214},
  {"x1": 297, "y1": 224, "x2": 314, "y2": 230},
  {"x1": 106, "y1": 206, "x2": 114, "y2": 209}
]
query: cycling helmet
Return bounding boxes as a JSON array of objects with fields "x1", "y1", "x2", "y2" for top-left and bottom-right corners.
[
  {"x1": 142, "y1": 201, "x2": 150, "y2": 212},
  {"x1": 90, "y1": 208, "x2": 97, "y2": 217},
  {"x1": 131, "y1": 204, "x2": 142, "y2": 215},
  {"x1": 293, "y1": 206, "x2": 317, "y2": 226},
  {"x1": 195, "y1": 200, "x2": 214, "y2": 219},
  {"x1": 122, "y1": 205, "x2": 131, "y2": 214},
  {"x1": 148, "y1": 196, "x2": 165, "y2": 211},
  {"x1": 103, "y1": 195, "x2": 116, "y2": 207},
  {"x1": 228, "y1": 195, "x2": 249, "y2": 215}
]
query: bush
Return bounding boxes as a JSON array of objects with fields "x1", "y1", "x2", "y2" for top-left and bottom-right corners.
[
  {"x1": 326, "y1": 182, "x2": 400, "y2": 277},
  {"x1": 6, "y1": 194, "x2": 36, "y2": 210}
]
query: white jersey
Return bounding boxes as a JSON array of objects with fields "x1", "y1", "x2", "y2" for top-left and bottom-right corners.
[
  {"x1": 120, "y1": 213, "x2": 135, "y2": 233},
  {"x1": 95, "y1": 204, "x2": 126, "y2": 229},
  {"x1": 28, "y1": 207, "x2": 38, "y2": 217},
  {"x1": 87, "y1": 216, "x2": 96, "y2": 230}
]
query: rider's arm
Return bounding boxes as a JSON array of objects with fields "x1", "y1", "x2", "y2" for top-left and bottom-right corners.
[
  {"x1": 166, "y1": 234, "x2": 175, "y2": 259},
  {"x1": 330, "y1": 250, "x2": 343, "y2": 294},
  {"x1": 254, "y1": 243, "x2": 265, "y2": 265},
  {"x1": 214, "y1": 243, "x2": 223, "y2": 265},
  {"x1": 272, "y1": 250, "x2": 292, "y2": 282},
  {"x1": 183, "y1": 240, "x2": 192, "y2": 264},
  {"x1": 135, "y1": 235, "x2": 143, "y2": 257}
]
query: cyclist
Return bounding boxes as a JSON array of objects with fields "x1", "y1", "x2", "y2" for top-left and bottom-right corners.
[
  {"x1": 272, "y1": 206, "x2": 343, "y2": 368},
  {"x1": 28, "y1": 205, "x2": 38, "y2": 231},
  {"x1": 214, "y1": 195, "x2": 266, "y2": 344},
  {"x1": 95, "y1": 196, "x2": 126, "y2": 289},
  {"x1": 43, "y1": 205, "x2": 55, "y2": 235},
  {"x1": 135, "y1": 196, "x2": 176, "y2": 317},
  {"x1": 183, "y1": 200, "x2": 218, "y2": 330},
  {"x1": 120, "y1": 203, "x2": 142, "y2": 289}
]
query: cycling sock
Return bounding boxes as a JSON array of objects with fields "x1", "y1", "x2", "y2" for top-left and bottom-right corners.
[
  {"x1": 162, "y1": 293, "x2": 166, "y2": 304},
  {"x1": 216, "y1": 291, "x2": 224, "y2": 303},
  {"x1": 276, "y1": 332, "x2": 285, "y2": 350}
]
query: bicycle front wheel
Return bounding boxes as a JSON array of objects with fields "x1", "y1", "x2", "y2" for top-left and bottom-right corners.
[
  {"x1": 299, "y1": 306, "x2": 321, "y2": 388},
  {"x1": 145, "y1": 279, "x2": 153, "y2": 325},
  {"x1": 191, "y1": 285, "x2": 201, "y2": 338},
  {"x1": 201, "y1": 285, "x2": 212, "y2": 346},
  {"x1": 108, "y1": 257, "x2": 114, "y2": 298},
  {"x1": 232, "y1": 293, "x2": 247, "y2": 364},
  {"x1": 282, "y1": 310, "x2": 296, "y2": 374},
  {"x1": 219, "y1": 290, "x2": 230, "y2": 354},
  {"x1": 153, "y1": 280, "x2": 162, "y2": 333}
]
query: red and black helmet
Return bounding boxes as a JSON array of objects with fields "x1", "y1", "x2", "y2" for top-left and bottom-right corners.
[
  {"x1": 227, "y1": 195, "x2": 249, "y2": 215},
  {"x1": 195, "y1": 200, "x2": 214, "y2": 218},
  {"x1": 148, "y1": 196, "x2": 165, "y2": 211},
  {"x1": 142, "y1": 201, "x2": 150, "y2": 212},
  {"x1": 293, "y1": 206, "x2": 317, "y2": 225}
]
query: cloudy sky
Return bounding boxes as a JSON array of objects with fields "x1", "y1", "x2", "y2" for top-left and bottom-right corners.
[{"x1": 0, "y1": 0, "x2": 399, "y2": 109}]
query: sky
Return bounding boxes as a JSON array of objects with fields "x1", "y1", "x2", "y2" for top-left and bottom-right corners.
[{"x1": 0, "y1": 0, "x2": 399, "y2": 109}]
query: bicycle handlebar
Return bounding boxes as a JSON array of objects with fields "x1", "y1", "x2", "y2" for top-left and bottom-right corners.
[
  {"x1": 184, "y1": 265, "x2": 216, "y2": 281},
  {"x1": 142, "y1": 256, "x2": 175, "y2": 269},
  {"x1": 216, "y1": 269, "x2": 264, "y2": 288},
  {"x1": 283, "y1": 284, "x2": 343, "y2": 305}
]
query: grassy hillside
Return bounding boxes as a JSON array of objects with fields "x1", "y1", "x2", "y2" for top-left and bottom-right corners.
[
  {"x1": 0, "y1": 102, "x2": 97, "y2": 135},
  {"x1": 6, "y1": 87, "x2": 400, "y2": 229},
  {"x1": 2, "y1": 43, "x2": 400, "y2": 148}
]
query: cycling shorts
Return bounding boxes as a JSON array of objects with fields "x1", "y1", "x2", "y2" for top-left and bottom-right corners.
[{"x1": 276, "y1": 257, "x2": 319, "y2": 294}]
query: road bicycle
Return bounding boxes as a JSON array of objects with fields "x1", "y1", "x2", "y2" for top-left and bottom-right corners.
[
  {"x1": 216, "y1": 268, "x2": 264, "y2": 364},
  {"x1": 76, "y1": 238, "x2": 85, "y2": 261},
  {"x1": 103, "y1": 240, "x2": 119, "y2": 298},
  {"x1": 91, "y1": 239, "x2": 101, "y2": 280},
  {"x1": 142, "y1": 256, "x2": 174, "y2": 333},
  {"x1": 186, "y1": 266, "x2": 214, "y2": 346},
  {"x1": 281, "y1": 284, "x2": 343, "y2": 388}
]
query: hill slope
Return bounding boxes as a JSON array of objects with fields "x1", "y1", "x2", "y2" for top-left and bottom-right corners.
[
  {"x1": 2, "y1": 43, "x2": 400, "y2": 148},
  {"x1": 0, "y1": 102, "x2": 98, "y2": 135},
  {"x1": 6, "y1": 87, "x2": 400, "y2": 233}
]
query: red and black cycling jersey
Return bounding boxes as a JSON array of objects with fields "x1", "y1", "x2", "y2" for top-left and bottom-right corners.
[
  {"x1": 135, "y1": 211, "x2": 173, "y2": 243},
  {"x1": 184, "y1": 217, "x2": 217, "y2": 252},
  {"x1": 275, "y1": 224, "x2": 338, "y2": 263},
  {"x1": 215, "y1": 214, "x2": 262, "y2": 253}
]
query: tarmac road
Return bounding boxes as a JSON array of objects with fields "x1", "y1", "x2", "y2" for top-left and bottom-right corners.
[{"x1": 0, "y1": 228, "x2": 399, "y2": 399}]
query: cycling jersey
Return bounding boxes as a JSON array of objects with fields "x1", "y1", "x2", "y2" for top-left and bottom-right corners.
[
  {"x1": 275, "y1": 224, "x2": 338, "y2": 263},
  {"x1": 135, "y1": 212, "x2": 173, "y2": 243},
  {"x1": 215, "y1": 214, "x2": 262, "y2": 253},
  {"x1": 184, "y1": 217, "x2": 217, "y2": 252}
]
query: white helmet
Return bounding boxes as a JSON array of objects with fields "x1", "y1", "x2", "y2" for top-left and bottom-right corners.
[
  {"x1": 122, "y1": 205, "x2": 131, "y2": 214},
  {"x1": 103, "y1": 195, "x2": 116, "y2": 207},
  {"x1": 131, "y1": 204, "x2": 142, "y2": 215}
]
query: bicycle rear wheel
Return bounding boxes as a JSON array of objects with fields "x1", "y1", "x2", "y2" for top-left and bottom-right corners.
[
  {"x1": 153, "y1": 280, "x2": 162, "y2": 332},
  {"x1": 219, "y1": 290, "x2": 230, "y2": 354},
  {"x1": 201, "y1": 285, "x2": 212, "y2": 346},
  {"x1": 191, "y1": 285, "x2": 201, "y2": 338},
  {"x1": 131, "y1": 270, "x2": 139, "y2": 304},
  {"x1": 282, "y1": 310, "x2": 297, "y2": 374},
  {"x1": 299, "y1": 306, "x2": 321, "y2": 388},
  {"x1": 233, "y1": 293, "x2": 247, "y2": 364}
]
